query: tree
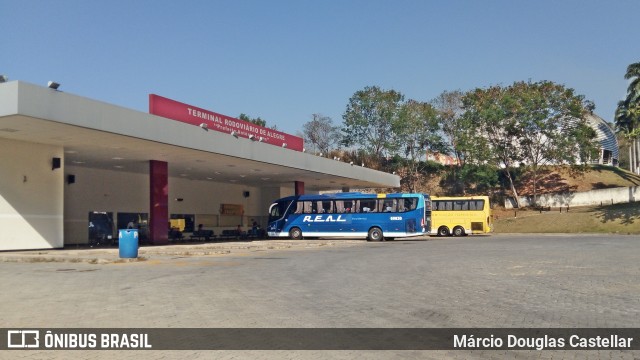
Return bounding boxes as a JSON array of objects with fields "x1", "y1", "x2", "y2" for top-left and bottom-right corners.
[
  {"x1": 615, "y1": 62, "x2": 640, "y2": 174},
  {"x1": 462, "y1": 81, "x2": 597, "y2": 207},
  {"x1": 302, "y1": 114, "x2": 341, "y2": 155},
  {"x1": 393, "y1": 100, "x2": 446, "y2": 192},
  {"x1": 461, "y1": 85, "x2": 525, "y2": 207},
  {"x1": 432, "y1": 90, "x2": 468, "y2": 194},
  {"x1": 238, "y1": 113, "x2": 279, "y2": 131},
  {"x1": 342, "y1": 86, "x2": 404, "y2": 159},
  {"x1": 238, "y1": 113, "x2": 267, "y2": 127},
  {"x1": 512, "y1": 81, "x2": 597, "y2": 204},
  {"x1": 432, "y1": 90, "x2": 466, "y2": 166}
]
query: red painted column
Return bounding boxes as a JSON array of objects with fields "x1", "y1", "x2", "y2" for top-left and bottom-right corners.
[
  {"x1": 149, "y1": 160, "x2": 169, "y2": 244},
  {"x1": 295, "y1": 181, "x2": 304, "y2": 195}
]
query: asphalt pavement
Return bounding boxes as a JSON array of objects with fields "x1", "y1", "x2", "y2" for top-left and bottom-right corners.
[{"x1": 1, "y1": 234, "x2": 638, "y2": 360}]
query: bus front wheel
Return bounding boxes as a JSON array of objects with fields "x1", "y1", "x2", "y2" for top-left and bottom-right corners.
[
  {"x1": 289, "y1": 227, "x2": 303, "y2": 240},
  {"x1": 368, "y1": 227, "x2": 384, "y2": 242},
  {"x1": 453, "y1": 226, "x2": 465, "y2": 237},
  {"x1": 437, "y1": 226, "x2": 450, "y2": 237}
]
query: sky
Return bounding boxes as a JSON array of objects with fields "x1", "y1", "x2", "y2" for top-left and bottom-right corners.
[{"x1": 2, "y1": 0, "x2": 639, "y2": 135}]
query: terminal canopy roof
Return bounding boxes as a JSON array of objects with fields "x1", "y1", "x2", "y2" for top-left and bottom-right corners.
[{"x1": 0, "y1": 81, "x2": 400, "y2": 191}]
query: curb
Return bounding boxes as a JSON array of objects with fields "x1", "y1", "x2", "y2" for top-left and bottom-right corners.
[{"x1": 0, "y1": 239, "x2": 366, "y2": 264}]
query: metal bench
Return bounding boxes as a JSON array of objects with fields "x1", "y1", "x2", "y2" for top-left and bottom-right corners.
[
  {"x1": 218, "y1": 229, "x2": 242, "y2": 240},
  {"x1": 189, "y1": 230, "x2": 215, "y2": 242}
]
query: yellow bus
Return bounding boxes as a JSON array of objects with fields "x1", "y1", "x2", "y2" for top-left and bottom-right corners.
[{"x1": 429, "y1": 196, "x2": 492, "y2": 236}]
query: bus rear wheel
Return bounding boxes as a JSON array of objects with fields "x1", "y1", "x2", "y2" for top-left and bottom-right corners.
[
  {"x1": 368, "y1": 227, "x2": 384, "y2": 242},
  {"x1": 453, "y1": 226, "x2": 465, "y2": 237},
  {"x1": 289, "y1": 227, "x2": 303, "y2": 240},
  {"x1": 437, "y1": 226, "x2": 450, "y2": 237}
]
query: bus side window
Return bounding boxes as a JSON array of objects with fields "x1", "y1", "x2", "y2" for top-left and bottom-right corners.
[
  {"x1": 320, "y1": 200, "x2": 333, "y2": 214},
  {"x1": 361, "y1": 199, "x2": 376, "y2": 212},
  {"x1": 303, "y1": 201, "x2": 314, "y2": 214},
  {"x1": 401, "y1": 198, "x2": 414, "y2": 212},
  {"x1": 454, "y1": 201, "x2": 468, "y2": 211},
  {"x1": 345, "y1": 201, "x2": 352, "y2": 212},
  {"x1": 471, "y1": 200, "x2": 484, "y2": 210},
  {"x1": 380, "y1": 200, "x2": 396, "y2": 212}
]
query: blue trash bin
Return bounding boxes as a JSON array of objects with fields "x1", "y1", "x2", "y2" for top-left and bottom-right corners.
[{"x1": 118, "y1": 229, "x2": 139, "y2": 258}]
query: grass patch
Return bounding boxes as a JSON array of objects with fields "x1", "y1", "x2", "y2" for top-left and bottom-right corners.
[{"x1": 494, "y1": 202, "x2": 640, "y2": 234}]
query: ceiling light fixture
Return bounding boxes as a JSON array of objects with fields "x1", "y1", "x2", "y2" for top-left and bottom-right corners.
[
  {"x1": 199, "y1": 123, "x2": 208, "y2": 130},
  {"x1": 47, "y1": 81, "x2": 60, "y2": 90}
]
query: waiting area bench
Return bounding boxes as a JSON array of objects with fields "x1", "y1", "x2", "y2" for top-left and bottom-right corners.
[
  {"x1": 168, "y1": 229, "x2": 184, "y2": 242},
  {"x1": 189, "y1": 230, "x2": 215, "y2": 242},
  {"x1": 218, "y1": 229, "x2": 242, "y2": 240}
]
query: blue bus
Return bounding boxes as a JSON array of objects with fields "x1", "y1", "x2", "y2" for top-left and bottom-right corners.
[{"x1": 267, "y1": 192, "x2": 430, "y2": 241}]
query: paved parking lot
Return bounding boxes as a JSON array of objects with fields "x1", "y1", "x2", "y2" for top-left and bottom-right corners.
[{"x1": 0, "y1": 234, "x2": 638, "y2": 359}]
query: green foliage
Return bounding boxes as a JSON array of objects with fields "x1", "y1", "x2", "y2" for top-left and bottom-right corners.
[
  {"x1": 341, "y1": 86, "x2": 404, "y2": 158},
  {"x1": 459, "y1": 164, "x2": 499, "y2": 193},
  {"x1": 238, "y1": 113, "x2": 267, "y2": 127},
  {"x1": 341, "y1": 86, "x2": 449, "y2": 192},
  {"x1": 459, "y1": 81, "x2": 596, "y2": 206},
  {"x1": 439, "y1": 164, "x2": 499, "y2": 196},
  {"x1": 615, "y1": 62, "x2": 640, "y2": 174},
  {"x1": 337, "y1": 80, "x2": 604, "y2": 199},
  {"x1": 615, "y1": 62, "x2": 640, "y2": 135},
  {"x1": 394, "y1": 100, "x2": 447, "y2": 192},
  {"x1": 432, "y1": 90, "x2": 466, "y2": 165}
]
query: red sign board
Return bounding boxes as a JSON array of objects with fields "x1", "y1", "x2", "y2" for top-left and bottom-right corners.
[{"x1": 149, "y1": 94, "x2": 304, "y2": 151}]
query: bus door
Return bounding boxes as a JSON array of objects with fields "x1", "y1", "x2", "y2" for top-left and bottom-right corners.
[{"x1": 422, "y1": 195, "x2": 431, "y2": 233}]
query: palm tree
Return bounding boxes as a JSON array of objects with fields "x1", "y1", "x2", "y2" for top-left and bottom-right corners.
[
  {"x1": 615, "y1": 62, "x2": 640, "y2": 173},
  {"x1": 625, "y1": 62, "x2": 640, "y2": 101}
]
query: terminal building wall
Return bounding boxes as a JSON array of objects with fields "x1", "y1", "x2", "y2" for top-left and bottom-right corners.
[
  {"x1": 64, "y1": 166, "x2": 149, "y2": 245},
  {"x1": 63, "y1": 165, "x2": 296, "y2": 245},
  {"x1": 0, "y1": 139, "x2": 63, "y2": 250}
]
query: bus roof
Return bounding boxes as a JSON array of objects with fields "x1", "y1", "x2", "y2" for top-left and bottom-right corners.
[
  {"x1": 430, "y1": 195, "x2": 489, "y2": 200},
  {"x1": 272, "y1": 192, "x2": 426, "y2": 203}
]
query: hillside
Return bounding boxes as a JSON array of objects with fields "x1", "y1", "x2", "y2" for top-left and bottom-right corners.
[
  {"x1": 420, "y1": 164, "x2": 640, "y2": 200},
  {"x1": 517, "y1": 165, "x2": 640, "y2": 195},
  {"x1": 493, "y1": 202, "x2": 640, "y2": 234}
]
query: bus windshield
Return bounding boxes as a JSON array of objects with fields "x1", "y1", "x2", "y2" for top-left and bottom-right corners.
[{"x1": 268, "y1": 199, "x2": 293, "y2": 223}]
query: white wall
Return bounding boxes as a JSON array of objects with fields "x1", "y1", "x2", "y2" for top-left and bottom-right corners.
[
  {"x1": 64, "y1": 166, "x2": 149, "y2": 244},
  {"x1": 0, "y1": 139, "x2": 63, "y2": 250},
  {"x1": 505, "y1": 186, "x2": 639, "y2": 209}
]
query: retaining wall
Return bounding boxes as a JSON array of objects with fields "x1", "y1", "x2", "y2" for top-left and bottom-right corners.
[{"x1": 504, "y1": 186, "x2": 639, "y2": 209}]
